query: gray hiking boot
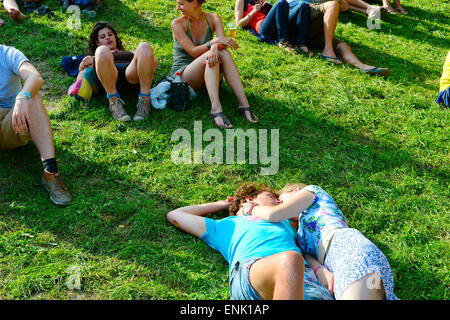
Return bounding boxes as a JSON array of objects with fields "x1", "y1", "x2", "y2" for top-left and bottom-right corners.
[
  {"x1": 42, "y1": 170, "x2": 72, "y2": 206},
  {"x1": 133, "y1": 96, "x2": 151, "y2": 121},
  {"x1": 108, "y1": 96, "x2": 130, "y2": 121}
]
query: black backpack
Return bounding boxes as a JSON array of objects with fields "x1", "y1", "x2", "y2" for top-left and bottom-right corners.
[{"x1": 167, "y1": 80, "x2": 191, "y2": 112}]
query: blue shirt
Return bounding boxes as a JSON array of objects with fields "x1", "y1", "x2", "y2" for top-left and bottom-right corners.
[
  {"x1": 201, "y1": 215, "x2": 301, "y2": 275},
  {"x1": 0, "y1": 45, "x2": 29, "y2": 109},
  {"x1": 297, "y1": 185, "x2": 349, "y2": 258}
]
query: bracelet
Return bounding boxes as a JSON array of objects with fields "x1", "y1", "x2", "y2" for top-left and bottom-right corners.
[
  {"x1": 206, "y1": 41, "x2": 211, "y2": 49},
  {"x1": 17, "y1": 92, "x2": 31, "y2": 100},
  {"x1": 313, "y1": 265, "x2": 322, "y2": 275},
  {"x1": 248, "y1": 203, "x2": 258, "y2": 216}
]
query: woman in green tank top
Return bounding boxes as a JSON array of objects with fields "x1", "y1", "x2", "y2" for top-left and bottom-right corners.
[{"x1": 171, "y1": 0, "x2": 258, "y2": 128}]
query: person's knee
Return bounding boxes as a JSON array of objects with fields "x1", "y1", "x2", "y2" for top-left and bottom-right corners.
[
  {"x1": 95, "y1": 45, "x2": 112, "y2": 61},
  {"x1": 218, "y1": 48, "x2": 231, "y2": 60},
  {"x1": 324, "y1": 0, "x2": 340, "y2": 11},
  {"x1": 136, "y1": 42, "x2": 154, "y2": 58},
  {"x1": 338, "y1": 0, "x2": 350, "y2": 12}
]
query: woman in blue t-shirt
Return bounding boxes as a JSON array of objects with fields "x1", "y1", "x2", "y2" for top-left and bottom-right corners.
[
  {"x1": 167, "y1": 182, "x2": 334, "y2": 300},
  {"x1": 243, "y1": 182, "x2": 399, "y2": 300}
]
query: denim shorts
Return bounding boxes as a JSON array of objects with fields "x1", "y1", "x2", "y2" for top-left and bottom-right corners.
[{"x1": 229, "y1": 257, "x2": 263, "y2": 300}]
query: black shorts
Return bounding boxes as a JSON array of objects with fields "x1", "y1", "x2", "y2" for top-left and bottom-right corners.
[{"x1": 97, "y1": 62, "x2": 139, "y2": 96}]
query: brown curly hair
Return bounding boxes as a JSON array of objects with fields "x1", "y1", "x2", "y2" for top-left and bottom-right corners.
[
  {"x1": 228, "y1": 183, "x2": 278, "y2": 216},
  {"x1": 87, "y1": 21, "x2": 124, "y2": 56}
]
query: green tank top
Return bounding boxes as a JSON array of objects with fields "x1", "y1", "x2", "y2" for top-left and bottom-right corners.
[{"x1": 170, "y1": 15, "x2": 213, "y2": 78}]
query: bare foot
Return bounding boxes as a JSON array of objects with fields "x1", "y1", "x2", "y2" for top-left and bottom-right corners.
[
  {"x1": 210, "y1": 112, "x2": 233, "y2": 129},
  {"x1": 395, "y1": 6, "x2": 408, "y2": 15},
  {"x1": 320, "y1": 49, "x2": 342, "y2": 65},
  {"x1": 237, "y1": 106, "x2": 258, "y2": 123},
  {"x1": 9, "y1": 8, "x2": 28, "y2": 21},
  {"x1": 383, "y1": 6, "x2": 397, "y2": 14}
]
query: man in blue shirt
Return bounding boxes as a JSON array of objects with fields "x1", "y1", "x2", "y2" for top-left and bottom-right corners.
[
  {"x1": 0, "y1": 44, "x2": 72, "y2": 206},
  {"x1": 167, "y1": 184, "x2": 333, "y2": 300}
]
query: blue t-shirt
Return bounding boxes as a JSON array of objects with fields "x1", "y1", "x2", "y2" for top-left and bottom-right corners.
[
  {"x1": 0, "y1": 45, "x2": 29, "y2": 109},
  {"x1": 201, "y1": 215, "x2": 301, "y2": 275}
]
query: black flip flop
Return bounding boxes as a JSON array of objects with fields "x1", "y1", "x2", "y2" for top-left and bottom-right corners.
[
  {"x1": 237, "y1": 107, "x2": 258, "y2": 123},
  {"x1": 318, "y1": 53, "x2": 342, "y2": 65},
  {"x1": 362, "y1": 66, "x2": 390, "y2": 77},
  {"x1": 210, "y1": 112, "x2": 232, "y2": 128}
]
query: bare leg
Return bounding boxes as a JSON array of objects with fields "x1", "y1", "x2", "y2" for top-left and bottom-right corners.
[
  {"x1": 321, "y1": 1, "x2": 342, "y2": 64},
  {"x1": 335, "y1": 41, "x2": 375, "y2": 70},
  {"x1": 218, "y1": 49, "x2": 258, "y2": 123},
  {"x1": 95, "y1": 45, "x2": 118, "y2": 96},
  {"x1": 3, "y1": 0, "x2": 28, "y2": 21},
  {"x1": 393, "y1": 0, "x2": 407, "y2": 14},
  {"x1": 125, "y1": 42, "x2": 155, "y2": 95},
  {"x1": 337, "y1": 272, "x2": 386, "y2": 300},
  {"x1": 249, "y1": 251, "x2": 305, "y2": 300},
  {"x1": 342, "y1": 0, "x2": 381, "y2": 16},
  {"x1": 181, "y1": 52, "x2": 231, "y2": 128},
  {"x1": 382, "y1": 0, "x2": 397, "y2": 14},
  {"x1": 27, "y1": 93, "x2": 55, "y2": 161}
]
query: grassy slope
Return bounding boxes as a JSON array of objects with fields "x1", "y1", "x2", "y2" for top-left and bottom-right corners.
[{"x1": 0, "y1": 0, "x2": 449, "y2": 299}]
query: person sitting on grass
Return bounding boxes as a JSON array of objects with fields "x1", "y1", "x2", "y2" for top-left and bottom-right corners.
[
  {"x1": 0, "y1": 44, "x2": 72, "y2": 206},
  {"x1": 171, "y1": 0, "x2": 258, "y2": 129},
  {"x1": 167, "y1": 183, "x2": 334, "y2": 300},
  {"x1": 235, "y1": 0, "x2": 313, "y2": 56},
  {"x1": 1, "y1": 0, "x2": 32, "y2": 21},
  {"x1": 237, "y1": 182, "x2": 399, "y2": 300},
  {"x1": 437, "y1": 50, "x2": 450, "y2": 108},
  {"x1": 79, "y1": 21, "x2": 157, "y2": 122},
  {"x1": 290, "y1": 0, "x2": 390, "y2": 75}
]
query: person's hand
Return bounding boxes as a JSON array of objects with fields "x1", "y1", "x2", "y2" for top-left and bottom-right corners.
[
  {"x1": 315, "y1": 266, "x2": 334, "y2": 295},
  {"x1": 12, "y1": 97, "x2": 31, "y2": 135},
  {"x1": 253, "y1": 3, "x2": 261, "y2": 11},
  {"x1": 206, "y1": 44, "x2": 220, "y2": 68},
  {"x1": 80, "y1": 55, "x2": 95, "y2": 71},
  {"x1": 212, "y1": 37, "x2": 239, "y2": 50}
]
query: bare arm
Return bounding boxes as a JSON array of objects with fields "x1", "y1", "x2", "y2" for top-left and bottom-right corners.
[
  {"x1": 11, "y1": 61, "x2": 44, "y2": 134},
  {"x1": 235, "y1": 0, "x2": 260, "y2": 28},
  {"x1": 304, "y1": 254, "x2": 334, "y2": 294},
  {"x1": 167, "y1": 200, "x2": 230, "y2": 238},
  {"x1": 249, "y1": 189, "x2": 316, "y2": 222},
  {"x1": 171, "y1": 17, "x2": 211, "y2": 59}
]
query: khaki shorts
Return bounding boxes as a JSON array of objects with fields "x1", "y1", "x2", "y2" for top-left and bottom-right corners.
[
  {"x1": 307, "y1": 3, "x2": 344, "y2": 51},
  {"x1": 0, "y1": 107, "x2": 31, "y2": 149}
]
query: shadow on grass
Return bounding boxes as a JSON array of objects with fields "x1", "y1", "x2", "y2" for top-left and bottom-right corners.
[{"x1": 1, "y1": 80, "x2": 448, "y2": 299}]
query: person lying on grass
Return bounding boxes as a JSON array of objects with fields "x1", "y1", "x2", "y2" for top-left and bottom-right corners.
[
  {"x1": 78, "y1": 21, "x2": 157, "y2": 122},
  {"x1": 235, "y1": 0, "x2": 313, "y2": 56},
  {"x1": 286, "y1": 0, "x2": 390, "y2": 75},
  {"x1": 236, "y1": 182, "x2": 400, "y2": 300},
  {"x1": 171, "y1": 0, "x2": 258, "y2": 129},
  {"x1": 167, "y1": 183, "x2": 334, "y2": 300},
  {"x1": 0, "y1": 44, "x2": 72, "y2": 206}
]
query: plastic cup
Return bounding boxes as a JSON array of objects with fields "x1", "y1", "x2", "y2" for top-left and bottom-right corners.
[{"x1": 228, "y1": 22, "x2": 237, "y2": 38}]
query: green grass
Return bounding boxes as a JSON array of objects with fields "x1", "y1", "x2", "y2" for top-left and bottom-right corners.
[{"x1": 0, "y1": 0, "x2": 449, "y2": 300}]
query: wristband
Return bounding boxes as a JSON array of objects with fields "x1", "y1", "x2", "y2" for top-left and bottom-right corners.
[
  {"x1": 248, "y1": 203, "x2": 258, "y2": 216},
  {"x1": 313, "y1": 265, "x2": 322, "y2": 275},
  {"x1": 17, "y1": 92, "x2": 31, "y2": 100}
]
